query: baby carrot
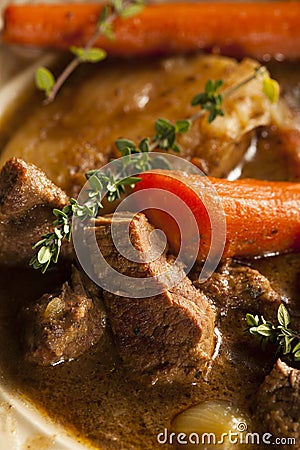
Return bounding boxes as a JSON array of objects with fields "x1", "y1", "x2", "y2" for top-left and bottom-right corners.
[
  {"x1": 2, "y1": 2, "x2": 300, "y2": 60},
  {"x1": 134, "y1": 171, "x2": 300, "y2": 260}
]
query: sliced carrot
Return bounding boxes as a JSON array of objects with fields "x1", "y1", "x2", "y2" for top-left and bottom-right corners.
[
  {"x1": 2, "y1": 2, "x2": 300, "y2": 60},
  {"x1": 134, "y1": 170, "x2": 300, "y2": 261}
]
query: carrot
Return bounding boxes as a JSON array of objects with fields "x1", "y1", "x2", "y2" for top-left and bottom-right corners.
[
  {"x1": 2, "y1": 2, "x2": 300, "y2": 60},
  {"x1": 133, "y1": 170, "x2": 300, "y2": 261}
]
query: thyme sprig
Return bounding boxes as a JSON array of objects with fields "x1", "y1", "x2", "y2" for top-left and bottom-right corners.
[
  {"x1": 30, "y1": 201, "x2": 76, "y2": 272},
  {"x1": 29, "y1": 145, "x2": 155, "y2": 272},
  {"x1": 30, "y1": 66, "x2": 279, "y2": 272},
  {"x1": 245, "y1": 304, "x2": 300, "y2": 362},
  {"x1": 191, "y1": 79, "x2": 224, "y2": 123},
  {"x1": 35, "y1": 0, "x2": 144, "y2": 104},
  {"x1": 106, "y1": 66, "x2": 278, "y2": 156},
  {"x1": 189, "y1": 66, "x2": 277, "y2": 124}
]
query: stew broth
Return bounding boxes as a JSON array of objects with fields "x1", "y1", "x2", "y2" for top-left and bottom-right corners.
[{"x1": 0, "y1": 58, "x2": 299, "y2": 449}]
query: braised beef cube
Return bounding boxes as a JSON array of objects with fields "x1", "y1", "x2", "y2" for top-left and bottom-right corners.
[
  {"x1": 23, "y1": 267, "x2": 106, "y2": 365},
  {"x1": 256, "y1": 359, "x2": 300, "y2": 445},
  {"x1": 194, "y1": 259, "x2": 282, "y2": 320},
  {"x1": 86, "y1": 212, "x2": 216, "y2": 384},
  {"x1": 0, "y1": 157, "x2": 69, "y2": 266}
]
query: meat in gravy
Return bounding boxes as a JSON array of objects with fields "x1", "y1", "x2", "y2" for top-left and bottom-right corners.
[
  {"x1": 0, "y1": 157, "x2": 69, "y2": 265},
  {"x1": 87, "y1": 213, "x2": 215, "y2": 384},
  {"x1": 0, "y1": 53, "x2": 300, "y2": 450}
]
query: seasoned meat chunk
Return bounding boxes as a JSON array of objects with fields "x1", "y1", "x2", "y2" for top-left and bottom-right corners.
[
  {"x1": 194, "y1": 259, "x2": 282, "y2": 320},
  {"x1": 193, "y1": 260, "x2": 283, "y2": 381},
  {"x1": 0, "y1": 157, "x2": 69, "y2": 266},
  {"x1": 23, "y1": 267, "x2": 106, "y2": 366},
  {"x1": 86, "y1": 213, "x2": 215, "y2": 384},
  {"x1": 256, "y1": 359, "x2": 300, "y2": 445}
]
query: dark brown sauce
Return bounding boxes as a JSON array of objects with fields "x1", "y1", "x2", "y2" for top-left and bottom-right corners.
[
  {"x1": 0, "y1": 60, "x2": 300, "y2": 449},
  {"x1": 0, "y1": 253, "x2": 299, "y2": 449}
]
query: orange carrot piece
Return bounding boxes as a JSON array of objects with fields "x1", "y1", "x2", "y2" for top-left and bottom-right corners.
[
  {"x1": 2, "y1": 2, "x2": 300, "y2": 60},
  {"x1": 134, "y1": 171, "x2": 300, "y2": 261}
]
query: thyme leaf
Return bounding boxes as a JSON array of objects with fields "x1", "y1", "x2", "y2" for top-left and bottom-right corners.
[
  {"x1": 70, "y1": 46, "x2": 107, "y2": 63},
  {"x1": 35, "y1": 67, "x2": 55, "y2": 98},
  {"x1": 120, "y1": 2, "x2": 144, "y2": 18},
  {"x1": 245, "y1": 304, "x2": 300, "y2": 362}
]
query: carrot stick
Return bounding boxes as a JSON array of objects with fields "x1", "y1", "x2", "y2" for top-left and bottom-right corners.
[
  {"x1": 2, "y1": 2, "x2": 300, "y2": 60},
  {"x1": 134, "y1": 170, "x2": 300, "y2": 261}
]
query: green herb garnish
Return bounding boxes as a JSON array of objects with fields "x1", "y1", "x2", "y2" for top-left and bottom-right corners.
[
  {"x1": 191, "y1": 79, "x2": 224, "y2": 123},
  {"x1": 69, "y1": 46, "x2": 107, "y2": 63},
  {"x1": 245, "y1": 304, "x2": 300, "y2": 362},
  {"x1": 30, "y1": 201, "x2": 76, "y2": 272},
  {"x1": 35, "y1": 67, "x2": 55, "y2": 98},
  {"x1": 35, "y1": 0, "x2": 144, "y2": 104},
  {"x1": 29, "y1": 143, "x2": 153, "y2": 273}
]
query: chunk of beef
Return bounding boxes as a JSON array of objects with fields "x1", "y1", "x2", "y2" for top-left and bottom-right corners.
[
  {"x1": 23, "y1": 266, "x2": 106, "y2": 366},
  {"x1": 256, "y1": 359, "x2": 300, "y2": 446},
  {"x1": 85, "y1": 212, "x2": 215, "y2": 384},
  {"x1": 0, "y1": 157, "x2": 69, "y2": 266},
  {"x1": 194, "y1": 260, "x2": 282, "y2": 320},
  {"x1": 192, "y1": 260, "x2": 283, "y2": 381}
]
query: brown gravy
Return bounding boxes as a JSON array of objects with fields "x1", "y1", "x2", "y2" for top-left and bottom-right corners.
[
  {"x1": 0, "y1": 253, "x2": 299, "y2": 449},
  {"x1": 0, "y1": 59, "x2": 299, "y2": 449}
]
